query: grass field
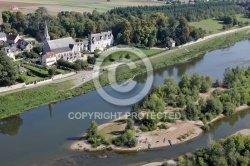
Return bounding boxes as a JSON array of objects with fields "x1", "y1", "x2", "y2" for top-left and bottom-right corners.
[
  {"x1": 0, "y1": 0, "x2": 164, "y2": 16},
  {"x1": 98, "y1": 48, "x2": 164, "y2": 66},
  {"x1": 189, "y1": 14, "x2": 250, "y2": 35}
]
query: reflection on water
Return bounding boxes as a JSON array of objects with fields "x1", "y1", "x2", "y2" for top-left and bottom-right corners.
[{"x1": 0, "y1": 115, "x2": 23, "y2": 136}]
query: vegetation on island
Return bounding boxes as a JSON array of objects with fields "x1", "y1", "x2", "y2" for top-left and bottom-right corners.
[
  {"x1": 176, "y1": 134, "x2": 250, "y2": 166},
  {"x1": 86, "y1": 119, "x2": 137, "y2": 148},
  {"x1": 131, "y1": 66, "x2": 250, "y2": 133}
]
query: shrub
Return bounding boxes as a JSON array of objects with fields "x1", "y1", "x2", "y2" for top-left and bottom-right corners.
[{"x1": 158, "y1": 123, "x2": 169, "y2": 129}]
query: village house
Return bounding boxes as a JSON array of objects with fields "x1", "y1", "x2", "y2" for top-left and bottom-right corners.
[
  {"x1": 1, "y1": 46, "x2": 19, "y2": 60},
  {"x1": 7, "y1": 34, "x2": 21, "y2": 44},
  {"x1": 11, "y1": 5, "x2": 19, "y2": 10},
  {"x1": 88, "y1": 31, "x2": 114, "y2": 52},
  {"x1": 0, "y1": 32, "x2": 7, "y2": 42},
  {"x1": 18, "y1": 40, "x2": 33, "y2": 51},
  {"x1": 167, "y1": 38, "x2": 176, "y2": 48}
]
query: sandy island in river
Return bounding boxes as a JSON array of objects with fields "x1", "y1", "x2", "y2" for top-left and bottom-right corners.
[
  {"x1": 71, "y1": 87, "x2": 249, "y2": 152},
  {"x1": 71, "y1": 118, "x2": 203, "y2": 151}
]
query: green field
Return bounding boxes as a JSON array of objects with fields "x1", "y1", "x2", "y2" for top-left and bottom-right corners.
[
  {"x1": 189, "y1": 14, "x2": 250, "y2": 35},
  {"x1": 189, "y1": 19, "x2": 224, "y2": 34},
  {"x1": 98, "y1": 48, "x2": 165, "y2": 66},
  {"x1": 0, "y1": 0, "x2": 164, "y2": 15}
]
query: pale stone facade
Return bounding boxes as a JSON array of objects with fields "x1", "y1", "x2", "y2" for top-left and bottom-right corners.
[{"x1": 88, "y1": 31, "x2": 114, "y2": 52}]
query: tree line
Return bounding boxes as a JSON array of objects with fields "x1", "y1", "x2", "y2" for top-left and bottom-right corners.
[
  {"x1": 1, "y1": 2, "x2": 244, "y2": 47},
  {"x1": 176, "y1": 134, "x2": 250, "y2": 166}
]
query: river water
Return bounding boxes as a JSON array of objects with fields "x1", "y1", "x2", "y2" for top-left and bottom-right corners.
[{"x1": 0, "y1": 40, "x2": 250, "y2": 166}]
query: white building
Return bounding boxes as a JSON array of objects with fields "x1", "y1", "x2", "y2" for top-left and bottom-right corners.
[
  {"x1": 167, "y1": 38, "x2": 176, "y2": 48},
  {"x1": 0, "y1": 32, "x2": 7, "y2": 42},
  {"x1": 1, "y1": 46, "x2": 19, "y2": 60},
  {"x1": 41, "y1": 52, "x2": 57, "y2": 66},
  {"x1": 88, "y1": 31, "x2": 114, "y2": 52}
]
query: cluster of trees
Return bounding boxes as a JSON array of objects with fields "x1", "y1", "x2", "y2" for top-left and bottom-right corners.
[
  {"x1": 86, "y1": 119, "x2": 137, "y2": 148},
  {"x1": 57, "y1": 58, "x2": 87, "y2": 71},
  {"x1": 112, "y1": 118, "x2": 137, "y2": 148},
  {"x1": 177, "y1": 134, "x2": 250, "y2": 166},
  {"x1": 132, "y1": 67, "x2": 250, "y2": 132},
  {"x1": 110, "y1": 2, "x2": 243, "y2": 22},
  {"x1": 86, "y1": 121, "x2": 110, "y2": 148},
  {"x1": 1, "y1": 2, "x2": 242, "y2": 47}
]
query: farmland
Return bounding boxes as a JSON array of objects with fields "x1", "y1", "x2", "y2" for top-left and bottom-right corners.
[{"x1": 0, "y1": 0, "x2": 164, "y2": 15}]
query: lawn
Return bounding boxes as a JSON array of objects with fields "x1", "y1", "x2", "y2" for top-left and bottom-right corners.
[
  {"x1": 189, "y1": 19, "x2": 224, "y2": 34},
  {"x1": 0, "y1": 81, "x2": 73, "y2": 118},
  {"x1": 235, "y1": 14, "x2": 250, "y2": 23},
  {"x1": 189, "y1": 14, "x2": 250, "y2": 35},
  {"x1": 138, "y1": 48, "x2": 165, "y2": 56},
  {"x1": 98, "y1": 48, "x2": 165, "y2": 66},
  {"x1": 99, "y1": 50, "x2": 144, "y2": 66}
]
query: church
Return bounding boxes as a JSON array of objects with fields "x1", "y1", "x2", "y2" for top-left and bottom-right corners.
[
  {"x1": 41, "y1": 22, "x2": 84, "y2": 66},
  {"x1": 41, "y1": 22, "x2": 114, "y2": 66}
]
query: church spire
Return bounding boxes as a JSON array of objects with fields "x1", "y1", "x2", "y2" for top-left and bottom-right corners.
[{"x1": 44, "y1": 21, "x2": 50, "y2": 42}]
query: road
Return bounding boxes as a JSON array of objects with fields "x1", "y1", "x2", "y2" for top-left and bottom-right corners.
[{"x1": 1, "y1": 25, "x2": 250, "y2": 96}]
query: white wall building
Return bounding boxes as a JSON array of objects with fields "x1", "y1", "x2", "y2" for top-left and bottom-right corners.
[
  {"x1": 88, "y1": 31, "x2": 114, "y2": 52},
  {"x1": 0, "y1": 32, "x2": 7, "y2": 42}
]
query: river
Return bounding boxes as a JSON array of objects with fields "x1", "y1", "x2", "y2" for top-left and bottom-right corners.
[{"x1": 0, "y1": 40, "x2": 250, "y2": 166}]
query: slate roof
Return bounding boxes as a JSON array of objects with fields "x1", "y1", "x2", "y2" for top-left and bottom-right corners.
[
  {"x1": 89, "y1": 31, "x2": 113, "y2": 42},
  {"x1": 43, "y1": 37, "x2": 76, "y2": 54},
  {"x1": 7, "y1": 34, "x2": 18, "y2": 41}
]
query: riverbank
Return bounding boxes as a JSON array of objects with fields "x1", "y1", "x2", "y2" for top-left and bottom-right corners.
[{"x1": 1, "y1": 27, "x2": 250, "y2": 119}]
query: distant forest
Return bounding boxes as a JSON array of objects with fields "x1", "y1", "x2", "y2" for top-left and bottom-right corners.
[{"x1": 0, "y1": 2, "x2": 246, "y2": 47}]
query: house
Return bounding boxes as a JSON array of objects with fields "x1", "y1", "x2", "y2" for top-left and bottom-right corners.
[
  {"x1": 18, "y1": 40, "x2": 33, "y2": 51},
  {"x1": 0, "y1": 32, "x2": 7, "y2": 42},
  {"x1": 11, "y1": 5, "x2": 19, "y2": 10},
  {"x1": 42, "y1": 22, "x2": 84, "y2": 66},
  {"x1": 1, "y1": 46, "x2": 20, "y2": 60},
  {"x1": 7, "y1": 34, "x2": 21, "y2": 44},
  {"x1": 88, "y1": 31, "x2": 114, "y2": 52},
  {"x1": 42, "y1": 52, "x2": 57, "y2": 66},
  {"x1": 167, "y1": 38, "x2": 176, "y2": 48}
]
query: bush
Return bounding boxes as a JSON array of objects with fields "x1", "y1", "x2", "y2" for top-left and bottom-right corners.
[
  {"x1": 205, "y1": 113, "x2": 213, "y2": 121},
  {"x1": 202, "y1": 124, "x2": 210, "y2": 131},
  {"x1": 158, "y1": 123, "x2": 169, "y2": 129}
]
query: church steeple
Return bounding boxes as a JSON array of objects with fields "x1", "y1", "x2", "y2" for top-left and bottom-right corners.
[{"x1": 44, "y1": 21, "x2": 50, "y2": 42}]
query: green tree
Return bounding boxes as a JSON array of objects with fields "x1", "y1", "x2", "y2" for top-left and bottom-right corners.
[
  {"x1": 0, "y1": 51, "x2": 16, "y2": 87},
  {"x1": 126, "y1": 118, "x2": 135, "y2": 130},
  {"x1": 48, "y1": 67, "x2": 56, "y2": 76}
]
